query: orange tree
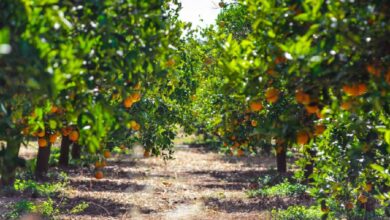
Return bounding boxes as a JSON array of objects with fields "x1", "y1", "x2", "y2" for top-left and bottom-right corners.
[
  {"x1": 189, "y1": 0, "x2": 389, "y2": 217},
  {"x1": 1, "y1": 0, "x2": 186, "y2": 184}
]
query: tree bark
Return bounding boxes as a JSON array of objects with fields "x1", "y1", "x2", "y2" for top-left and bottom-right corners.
[
  {"x1": 304, "y1": 149, "x2": 316, "y2": 183},
  {"x1": 0, "y1": 138, "x2": 23, "y2": 187},
  {"x1": 36, "y1": 137, "x2": 51, "y2": 180},
  {"x1": 71, "y1": 142, "x2": 81, "y2": 159},
  {"x1": 59, "y1": 135, "x2": 71, "y2": 167},
  {"x1": 276, "y1": 145, "x2": 287, "y2": 173}
]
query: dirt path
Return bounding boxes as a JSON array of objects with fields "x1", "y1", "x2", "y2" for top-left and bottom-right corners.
[{"x1": 57, "y1": 145, "x2": 279, "y2": 219}]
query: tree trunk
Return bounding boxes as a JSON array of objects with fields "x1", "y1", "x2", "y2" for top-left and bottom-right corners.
[
  {"x1": 59, "y1": 135, "x2": 71, "y2": 167},
  {"x1": 276, "y1": 145, "x2": 287, "y2": 173},
  {"x1": 0, "y1": 138, "x2": 23, "y2": 187},
  {"x1": 71, "y1": 142, "x2": 81, "y2": 159},
  {"x1": 36, "y1": 138, "x2": 51, "y2": 180},
  {"x1": 304, "y1": 149, "x2": 316, "y2": 183}
]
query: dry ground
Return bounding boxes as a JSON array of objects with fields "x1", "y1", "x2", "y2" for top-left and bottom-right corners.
[{"x1": 1, "y1": 144, "x2": 304, "y2": 219}]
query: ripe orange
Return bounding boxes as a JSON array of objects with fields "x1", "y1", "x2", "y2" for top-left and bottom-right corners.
[
  {"x1": 295, "y1": 90, "x2": 310, "y2": 105},
  {"x1": 131, "y1": 93, "x2": 141, "y2": 102},
  {"x1": 357, "y1": 83, "x2": 367, "y2": 96},
  {"x1": 103, "y1": 150, "x2": 111, "y2": 159},
  {"x1": 314, "y1": 124, "x2": 326, "y2": 136},
  {"x1": 249, "y1": 101, "x2": 263, "y2": 112},
  {"x1": 62, "y1": 127, "x2": 72, "y2": 136},
  {"x1": 341, "y1": 101, "x2": 352, "y2": 110},
  {"x1": 251, "y1": 120, "x2": 258, "y2": 127},
  {"x1": 274, "y1": 56, "x2": 287, "y2": 64},
  {"x1": 297, "y1": 131, "x2": 309, "y2": 145},
  {"x1": 236, "y1": 149, "x2": 244, "y2": 157},
  {"x1": 265, "y1": 88, "x2": 279, "y2": 103},
  {"x1": 366, "y1": 64, "x2": 380, "y2": 76},
  {"x1": 50, "y1": 106, "x2": 58, "y2": 113},
  {"x1": 38, "y1": 138, "x2": 48, "y2": 148},
  {"x1": 386, "y1": 69, "x2": 390, "y2": 85},
  {"x1": 230, "y1": 135, "x2": 236, "y2": 141},
  {"x1": 232, "y1": 142, "x2": 240, "y2": 149},
  {"x1": 144, "y1": 150, "x2": 150, "y2": 158},
  {"x1": 95, "y1": 161, "x2": 101, "y2": 168},
  {"x1": 69, "y1": 131, "x2": 79, "y2": 142},
  {"x1": 124, "y1": 96, "x2": 133, "y2": 108},
  {"x1": 358, "y1": 194, "x2": 368, "y2": 204},
  {"x1": 343, "y1": 84, "x2": 367, "y2": 96},
  {"x1": 345, "y1": 202, "x2": 354, "y2": 210},
  {"x1": 49, "y1": 134, "x2": 58, "y2": 143},
  {"x1": 22, "y1": 127, "x2": 30, "y2": 136},
  {"x1": 95, "y1": 171, "x2": 104, "y2": 179},
  {"x1": 223, "y1": 142, "x2": 228, "y2": 147},
  {"x1": 267, "y1": 69, "x2": 278, "y2": 77},
  {"x1": 130, "y1": 121, "x2": 140, "y2": 131},
  {"x1": 305, "y1": 105, "x2": 319, "y2": 114},
  {"x1": 37, "y1": 130, "x2": 45, "y2": 138}
]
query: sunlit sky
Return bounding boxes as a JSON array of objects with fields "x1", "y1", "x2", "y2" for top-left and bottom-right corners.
[{"x1": 179, "y1": 0, "x2": 221, "y2": 28}]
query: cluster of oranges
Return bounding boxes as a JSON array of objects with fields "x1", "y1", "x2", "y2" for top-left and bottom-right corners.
[
  {"x1": 296, "y1": 124, "x2": 326, "y2": 146},
  {"x1": 123, "y1": 92, "x2": 142, "y2": 108},
  {"x1": 94, "y1": 150, "x2": 112, "y2": 179}
]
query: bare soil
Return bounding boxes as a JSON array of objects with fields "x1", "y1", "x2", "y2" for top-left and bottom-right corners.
[{"x1": 1, "y1": 145, "x2": 309, "y2": 219}]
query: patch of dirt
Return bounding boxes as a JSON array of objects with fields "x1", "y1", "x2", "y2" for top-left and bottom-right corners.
[{"x1": 2, "y1": 145, "x2": 311, "y2": 219}]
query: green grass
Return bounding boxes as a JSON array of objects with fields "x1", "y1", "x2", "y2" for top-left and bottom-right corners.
[
  {"x1": 247, "y1": 179, "x2": 306, "y2": 198},
  {"x1": 271, "y1": 205, "x2": 323, "y2": 220}
]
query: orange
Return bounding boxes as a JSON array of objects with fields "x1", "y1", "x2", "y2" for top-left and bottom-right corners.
[
  {"x1": 95, "y1": 171, "x2": 104, "y2": 179},
  {"x1": 62, "y1": 127, "x2": 72, "y2": 136},
  {"x1": 144, "y1": 150, "x2": 150, "y2": 158},
  {"x1": 22, "y1": 127, "x2": 30, "y2": 136},
  {"x1": 232, "y1": 142, "x2": 240, "y2": 149},
  {"x1": 166, "y1": 59, "x2": 175, "y2": 67},
  {"x1": 230, "y1": 136, "x2": 236, "y2": 141},
  {"x1": 69, "y1": 131, "x2": 79, "y2": 142},
  {"x1": 341, "y1": 101, "x2": 352, "y2": 110},
  {"x1": 297, "y1": 131, "x2": 309, "y2": 145},
  {"x1": 131, "y1": 93, "x2": 141, "y2": 102},
  {"x1": 267, "y1": 69, "x2": 278, "y2": 77},
  {"x1": 274, "y1": 56, "x2": 287, "y2": 64},
  {"x1": 386, "y1": 69, "x2": 390, "y2": 85},
  {"x1": 223, "y1": 142, "x2": 228, "y2": 147},
  {"x1": 314, "y1": 124, "x2": 326, "y2": 136},
  {"x1": 251, "y1": 120, "x2": 258, "y2": 127},
  {"x1": 295, "y1": 90, "x2": 310, "y2": 105},
  {"x1": 357, "y1": 83, "x2": 367, "y2": 96},
  {"x1": 95, "y1": 161, "x2": 103, "y2": 169},
  {"x1": 249, "y1": 101, "x2": 263, "y2": 112},
  {"x1": 133, "y1": 82, "x2": 141, "y2": 90},
  {"x1": 364, "y1": 183, "x2": 373, "y2": 192},
  {"x1": 236, "y1": 149, "x2": 244, "y2": 157},
  {"x1": 358, "y1": 194, "x2": 367, "y2": 204},
  {"x1": 345, "y1": 202, "x2": 354, "y2": 210},
  {"x1": 49, "y1": 134, "x2": 58, "y2": 143},
  {"x1": 50, "y1": 106, "x2": 58, "y2": 113},
  {"x1": 265, "y1": 88, "x2": 280, "y2": 103},
  {"x1": 38, "y1": 138, "x2": 48, "y2": 148},
  {"x1": 366, "y1": 64, "x2": 380, "y2": 76},
  {"x1": 37, "y1": 130, "x2": 45, "y2": 138},
  {"x1": 103, "y1": 150, "x2": 111, "y2": 159},
  {"x1": 124, "y1": 96, "x2": 133, "y2": 108},
  {"x1": 130, "y1": 121, "x2": 140, "y2": 131},
  {"x1": 343, "y1": 84, "x2": 366, "y2": 97},
  {"x1": 305, "y1": 105, "x2": 319, "y2": 114}
]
